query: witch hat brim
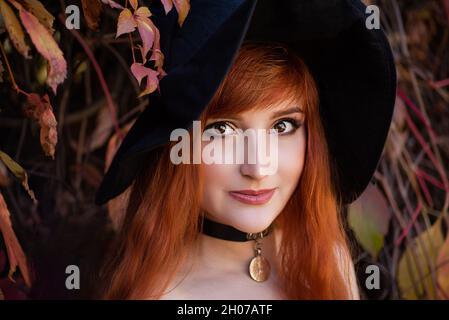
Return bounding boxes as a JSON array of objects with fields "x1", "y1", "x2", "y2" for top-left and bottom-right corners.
[{"x1": 94, "y1": 0, "x2": 397, "y2": 206}]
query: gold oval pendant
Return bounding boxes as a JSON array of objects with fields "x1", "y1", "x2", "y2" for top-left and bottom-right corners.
[{"x1": 249, "y1": 255, "x2": 270, "y2": 282}]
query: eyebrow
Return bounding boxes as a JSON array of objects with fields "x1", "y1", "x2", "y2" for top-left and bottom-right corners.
[
  {"x1": 270, "y1": 106, "x2": 304, "y2": 119},
  {"x1": 211, "y1": 106, "x2": 304, "y2": 122}
]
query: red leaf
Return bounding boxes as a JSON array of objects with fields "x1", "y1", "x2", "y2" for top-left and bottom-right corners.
[
  {"x1": 0, "y1": 193, "x2": 31, "y2": 288},
  {"x1": 81, "y1": 0, "x2": 103, "y2": 31},
  {"x1": 18, "y1": 8, "x2": 67, "y2": 93},
  {"x1": 24, "y1": 93, "x2": 58, "y2": 159}
]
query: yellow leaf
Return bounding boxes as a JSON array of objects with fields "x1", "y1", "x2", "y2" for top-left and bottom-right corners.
[
  {"x1": 0, "y1": 150, "x2": 37, "y2": 204},
  {"x1": 173, "y1": 0, "x2": 190, "y2": 26},
  {"x1": 398, "y1": 219, "x2": 444, "y2": 299},
  {"x1": 437, "y1": 230, "x2": 449, "y2": 299},
  {"x1": 0, "y1": 0, "x2": 30, "y2": 58}
]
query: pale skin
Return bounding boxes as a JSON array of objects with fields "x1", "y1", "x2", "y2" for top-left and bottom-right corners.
[{"x1": 159, "y1": 98, "x2": 360, "y2": 300}]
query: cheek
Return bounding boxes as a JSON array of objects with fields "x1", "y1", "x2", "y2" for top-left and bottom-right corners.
[
  {"x1": 200, "y1": 161, "x2": 237, "y2": 215},
  {"x1": 277, "y1": 128, "x2": 307, "y2": 191}
]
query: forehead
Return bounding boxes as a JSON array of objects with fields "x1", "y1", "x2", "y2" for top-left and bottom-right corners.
[
  {"x1": 245, "y1": 96, "x2": 303, "y2": 114},
  {"x1": 213, "y1": 95, "x2": 304, "y2": 120}
]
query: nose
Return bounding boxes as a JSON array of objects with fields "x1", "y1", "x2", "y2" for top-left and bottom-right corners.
[
  {"x1": 240, "y1": 161, "x2": 269, "y2": 180},
  {"x1": 238, "y1": 131, "x2": 274, "y2": 180}
]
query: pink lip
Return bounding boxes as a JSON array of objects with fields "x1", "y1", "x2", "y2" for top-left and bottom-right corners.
[{"x1": 228, "y1": 188, "x2": 277, "y2": 205}]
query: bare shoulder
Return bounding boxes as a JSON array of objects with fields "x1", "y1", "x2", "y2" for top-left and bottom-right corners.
[{"x1": 334, "y1": 243, "x2": 360, "y2": 300}]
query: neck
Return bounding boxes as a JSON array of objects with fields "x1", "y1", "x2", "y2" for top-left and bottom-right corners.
[{"x1": 193, "y1": 223, "x2": 281, "y2": 275}]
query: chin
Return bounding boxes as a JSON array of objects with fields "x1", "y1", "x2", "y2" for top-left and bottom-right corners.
[{"x1": 225, "y1": 207, "x2": 279, "y2": 234}]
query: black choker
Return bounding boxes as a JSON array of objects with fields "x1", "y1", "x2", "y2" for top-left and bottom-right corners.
[
  {"x1": 200, "y1": 216, "x2": 273, "y2": 282},
  {"x1": 201, "y1": 217, "x2": 273, "y2": 242}
]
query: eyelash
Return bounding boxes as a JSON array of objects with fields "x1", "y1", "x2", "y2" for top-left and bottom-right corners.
[
  {"x1": 204, "y1": 118, "x2": 303, "y2": 136},
  {"x1": 274, "y1": 117, "x2": 302, "y2": 135}
]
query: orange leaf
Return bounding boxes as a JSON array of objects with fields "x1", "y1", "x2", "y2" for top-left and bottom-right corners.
[
  {"x1": 0, "y1": 150, "x2": 37, "y2": 204},
  {"x1": 129, "y1": 0, "x2": 138, "y2": 11},
  {"x1": 173, "y1": 0, "x2": 190, "y2": 26},
  {"x1": 135, "y1": 6, "x2": 151, "y2": 18},
  {"x1": 0, "y1": 193, "x2": 31, "y2": 287},
  {"x1": 81, "y1": 0, "x2": 103, "y2": 31},
  {"x1": 0, "y1": 0, "x2": 30, "y2": 58},
  {"x1": 160, "y1": 0, "x2": 190, "y2": 26},
  {"x1": 24, "y1": 93, "x2": 58, "y2": 159},
  {"x1": 21, "y1": 0, "x2": 55, "y2": 34},
  {"x1": 116, "y1": 8, "x2": 136, "y2": 38},
  {"x1": 18, "y1": 7, "x2": 67, "y2": 93}
]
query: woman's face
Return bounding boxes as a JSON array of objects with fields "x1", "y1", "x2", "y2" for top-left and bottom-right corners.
[{"x1": 200, "y1": 98, "x2": 307, "y2": 233}]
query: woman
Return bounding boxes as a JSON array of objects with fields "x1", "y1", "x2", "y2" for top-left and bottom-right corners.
[{"x1": 95, "y1": 0, "x2": 396, "y2": 300}]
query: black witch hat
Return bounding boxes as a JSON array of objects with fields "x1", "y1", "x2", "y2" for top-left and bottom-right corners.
[{"x1": 94, "y1": 0, "x2": 397, "y2": 206}]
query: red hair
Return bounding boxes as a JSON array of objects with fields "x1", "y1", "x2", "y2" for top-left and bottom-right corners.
[{"x1": 99, "y1": 42, "x2": 353, "y2": 299}]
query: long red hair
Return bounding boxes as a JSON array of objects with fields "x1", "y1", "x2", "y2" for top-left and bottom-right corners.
[{"x1": 98, "y1": 41, "x2": 353, "y2": 299}]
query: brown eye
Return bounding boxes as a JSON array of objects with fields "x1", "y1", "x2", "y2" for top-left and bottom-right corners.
[
  {"x1": 274, "y1": 122, "x2": 287, "y2": 133},
  {"x1": 215, "y1": 123, "x2": 227, "y2": 134},
  {"x1": 204, "y1": 121, "x2": 236, "y2": 136},
  {"x1": 271, "y1": 118, "x2": 302, "y2": 134},
  {"x1": 272, "y1": 119, "x2": 300, "y2": 135}
]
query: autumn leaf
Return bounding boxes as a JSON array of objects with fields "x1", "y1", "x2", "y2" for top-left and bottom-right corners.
[
  {"x1": 437, "y1": 229, "x2": 449, "y2": 299},
  {"x1": 0, "y1": 150, "x2": 37, "y2": 203},
  {"x1": 161, "y1": 0, "x2": 190, "y2": 26},
  {"x1": 0, "y1": 192, "x2": 31, "y2": 287},
  {"x1": 160, "y1": 0, "x2": 173, "y2": 14},
  {"x1": 129, "y1": 0, "x2": 138, "y2": 11},
  {"x1": 21, "y1": 0, "x2": 55, "y2": 34},
  {"x1": 147, "y1": 23, "x2": 166, "y2": 78},
  {"x1": 23, "y1": 93, "x2": 58, "y2": 159},
  {"x1": 116, "y1": 8, "x2": 136, "y2": 38},
  {"x1": 115, "y1": 2, "x2": 155, "y2": 59},
  {"x1": 135, "y1": 15, "x2": 155, "y2": 59},
  {"x1": 348, "y1": 184, "x2": 392, "y2": 259},
  {"x1": 0, "y1": 0, "x2": 30, "y2": 58},
  {"x1": 105, "y1": 120, "x2": 135, "y2": 229},
  {"x1": 81, "y1": 0, "x2": 103, "y2": 31},
  {"x1": 87, "y1": 102, "x2": 114, "y2": 152},
  {"x1": 131, "y1": 62, "x2": 159, "y2": 97},
  {"x1": 18, "y1": 7, "x2": 67, "y2": 94},
  {"x1": 101, "y1": 0, "x2": 123, "y2": 10},
  {"x1": 0, "y1": 161, "x2": 10, "y2": 187},
  {"x1": 398, "y1": 219, "x2": 444, "y2": 299}
]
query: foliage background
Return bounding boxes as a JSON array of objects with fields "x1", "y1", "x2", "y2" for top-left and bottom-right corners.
[{"x1": 0, "y1": 0, "x2": 448, "y2": 299}]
